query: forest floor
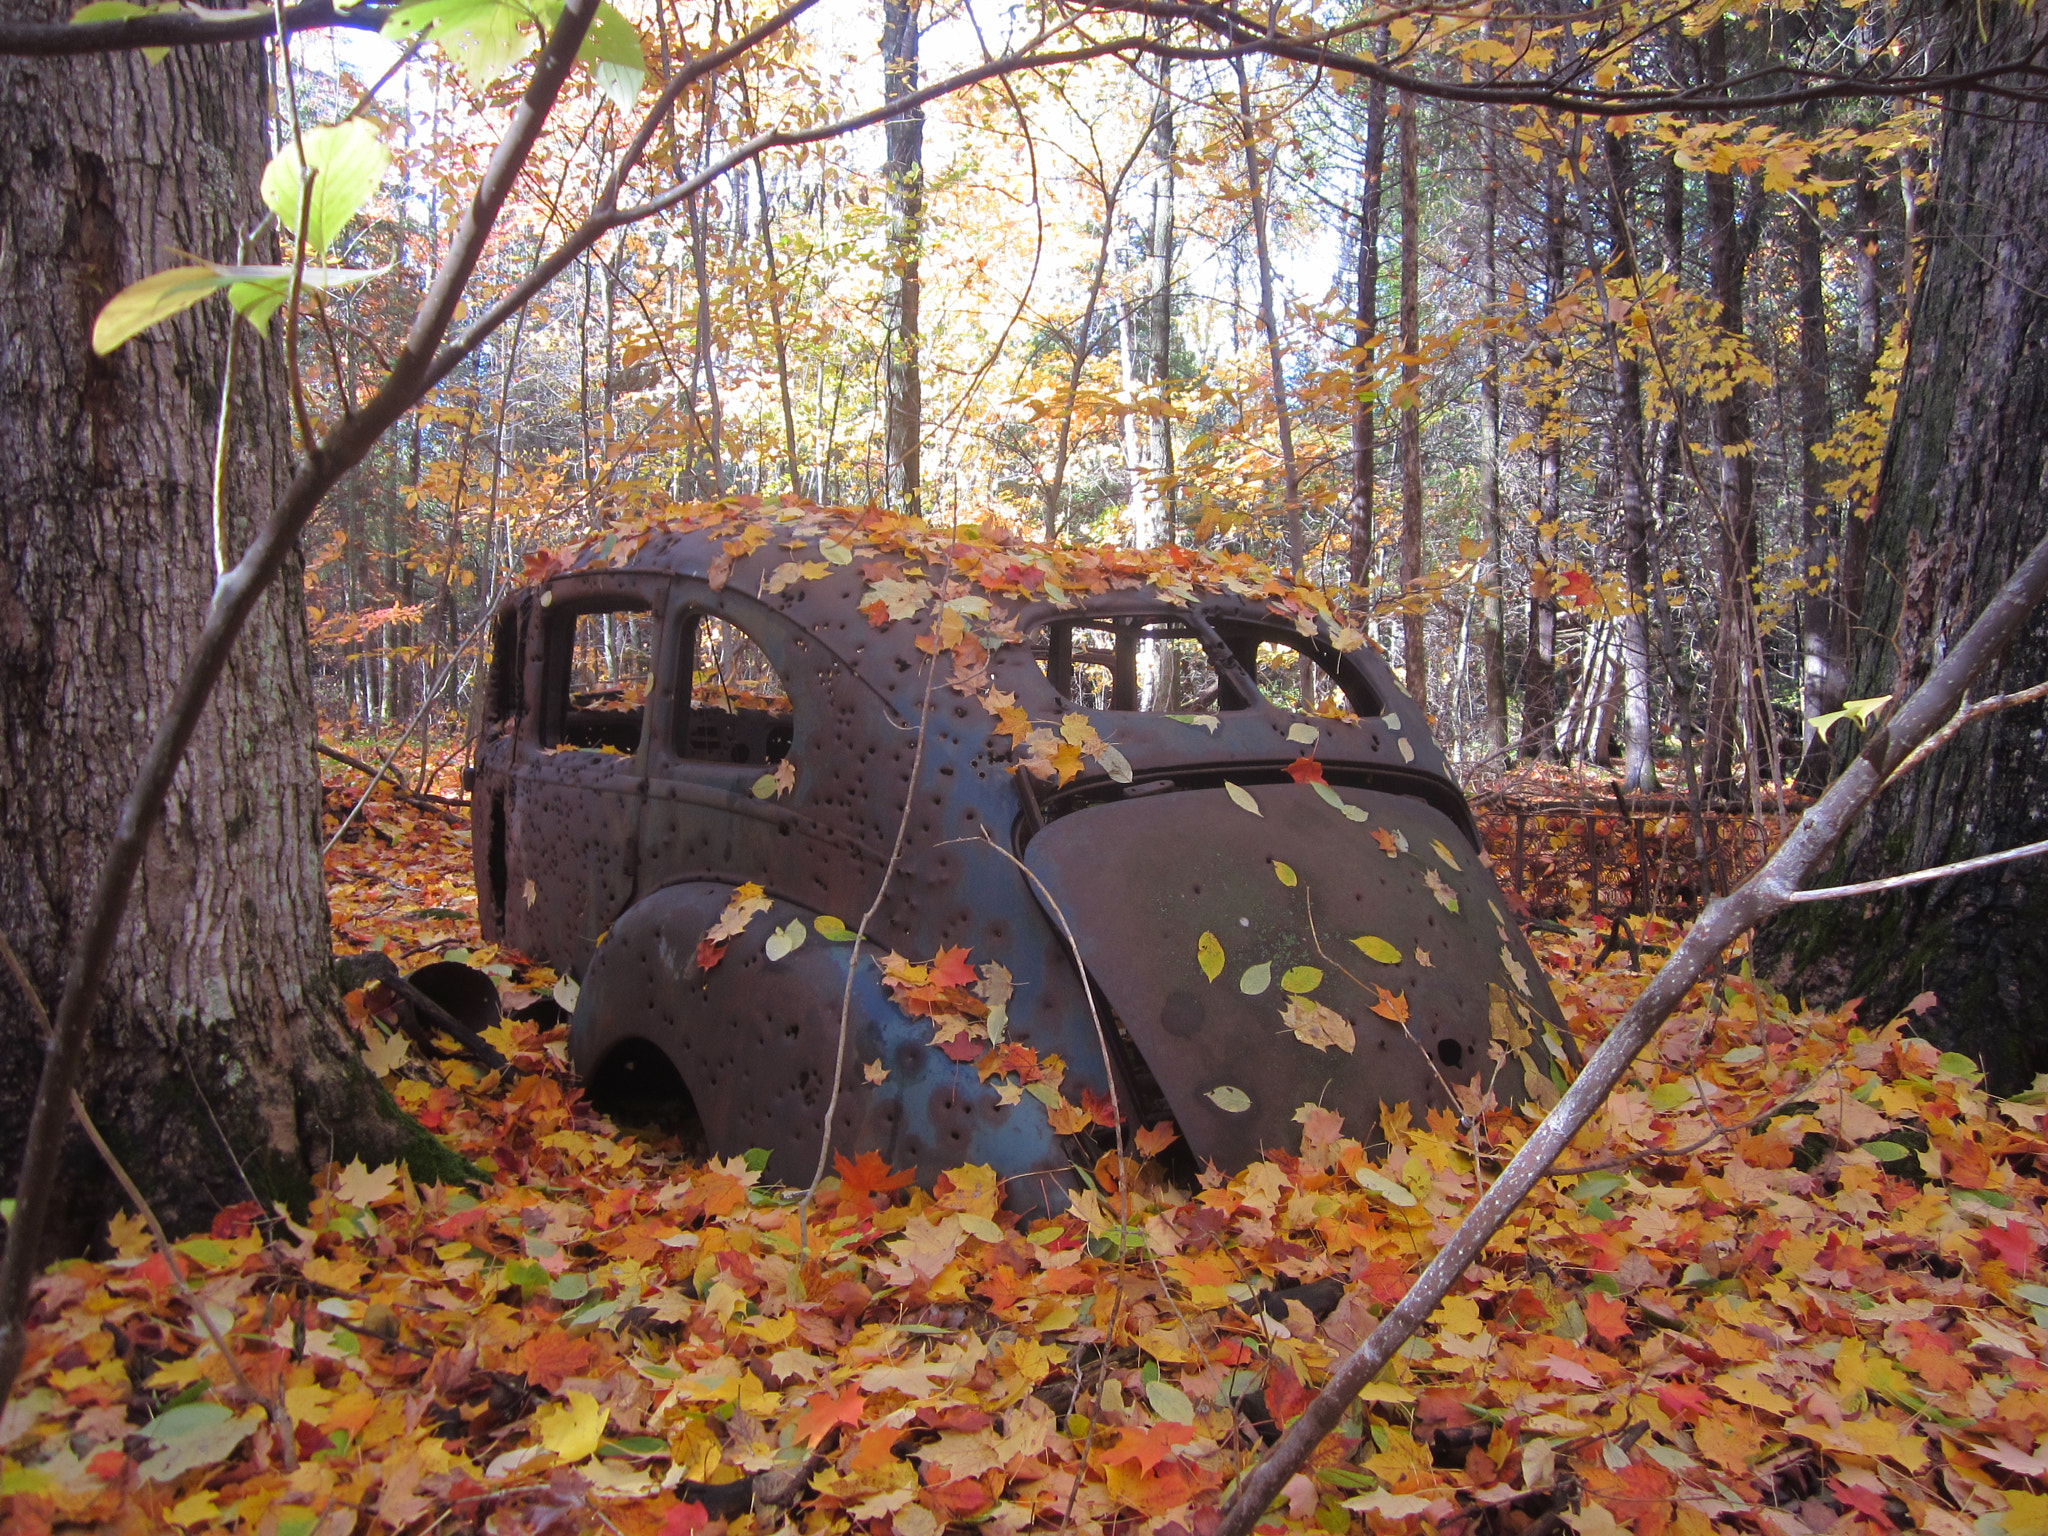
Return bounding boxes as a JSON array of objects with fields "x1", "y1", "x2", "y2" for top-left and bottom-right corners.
[{"x1": 5, "y1": 770, "x2": 2047, "y2": 1536}]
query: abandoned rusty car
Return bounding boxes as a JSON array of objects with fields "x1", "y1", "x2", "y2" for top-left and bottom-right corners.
[{"x1": 471, "y1": 504, "x2": 1564, "y2": 1208}]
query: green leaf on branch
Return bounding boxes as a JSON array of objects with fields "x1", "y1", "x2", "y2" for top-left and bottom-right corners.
[
  {"x1": 91, "y1": 249, "x2": 382, "y2": 354},
  {"x1": 383, "y1": 0, "x2": 535, "y2": 88},
  {"x1": 578, "y1": 1, "x2": 647, "y2": 108},
  {"x1": 381, "y1": 0, "x2": 644, "y2": 103},
  {"x1": 260, "y1": 119, "x2": 390, "y2": 256},
  {"x1": 222, "y1": 262, "x2": 390, "y2": 335},
  {"x1": 68, "y1": 0, "x2": 192, "y2": 61},
  {"x1": 91, "y1": 265, "x2": 233, "y2": 353}
]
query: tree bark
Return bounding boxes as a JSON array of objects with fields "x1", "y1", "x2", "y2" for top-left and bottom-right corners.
[
  {"x1": 1757, "y1": 0, "x2": 2048, "y2": 1091},
  {"x1": 880, "y1": 0, "x2": 922, "y2": 513},
  {"x1": 0, "y1": 17, "x2": 444, "y2": 1258}
]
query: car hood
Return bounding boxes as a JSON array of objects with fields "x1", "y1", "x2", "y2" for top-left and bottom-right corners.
[{"x1": 1021, "y1": 780, "x2": 1564, "y2": 1169}]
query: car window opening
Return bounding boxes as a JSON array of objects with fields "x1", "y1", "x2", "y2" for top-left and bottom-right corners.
[
  {"x1": 1035, "y1": 617, "x2": 1234, "y2": 713},
  {"x1": 548, "y1": 603, "x2": 655, "y2": 753},
  {"x1": 679, "y1": 615, "x2": 793, "y2": 765},
  {"x1": 485, "y1": 602, "x2": 525, "y2": 729},
  {"x1": 1034, "y1": 614, "x2": 1378, "y2": 720},
  {"x1": 1211, "y1": 622, "x2": 1378, "y2": 720}
]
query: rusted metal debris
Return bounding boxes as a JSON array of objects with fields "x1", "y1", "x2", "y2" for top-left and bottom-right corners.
[{"x1": 471, "y1": 510, "x2": 1568, "y2": 1208}]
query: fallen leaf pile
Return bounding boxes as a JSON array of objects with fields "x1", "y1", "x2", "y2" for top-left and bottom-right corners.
[{"x1": 8, "y1": 787, "x2": 2048, "y2": 1536}]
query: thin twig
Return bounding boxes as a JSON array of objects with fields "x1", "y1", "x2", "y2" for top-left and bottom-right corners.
[
  {"x1": 1881, "y1": 678, "x2": 2048, "y2": 788},
  {"x1": 1785, "y1": 835, "x2": 2048, "y2": 903}
]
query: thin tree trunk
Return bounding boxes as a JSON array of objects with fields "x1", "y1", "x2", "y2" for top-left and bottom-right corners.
[
  {"x1": 880, "y1": 0, "x2": 923, "y2": 513},
  {"x1": 1519, "y1": 162, "x2": 1564, "y2": 760},
  {"x1": 1836, "y1": 161, "x2": 1889, "y2": 686},
  {"x1": 1794, "y1": 193, "x2": 1840, "y2": 788},
  {"x1": 1124, "y1": 64, "x2": 1174, "y2": 553},
  {"x1": 1700, "y1": 21, "x2": 1759, "y2": 791},
  {"x1": 1397, "y1": 91, "x2": 1426, "y2": 713},
  {"x1": 1601, "y1": 128, "x2": 1658, "y2": 790},
  {"x1": 1145, "y1": 64, "x2": 1175, "y2": 545},
  {"x1": 755, "y1": 158, "x2": 801, "y2": 492},
  {"x1": 1235, "y1": 57, "x2": 1302, "y2": 577},
  {"x1": 1347, "y1": 63, "x2": 1388, "y2": 621},
  {"x1": 1474, "y1": 90, "x2": 1508, "y2": 755}
]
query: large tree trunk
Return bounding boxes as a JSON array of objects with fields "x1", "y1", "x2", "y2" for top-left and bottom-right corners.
[
  {"x1": 0, "y1": 20, "x2": 440, "y2": 1258},
  {"x1": 880, "y1": 0, "x2": 923, "y2": 513},
  {"x1": 1756, "y1": 0, "x2": 2048, "y2": 1091}
]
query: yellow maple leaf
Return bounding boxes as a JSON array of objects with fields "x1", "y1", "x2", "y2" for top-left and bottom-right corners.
[
  {"x1": 330, "y1": 1158, "x2": 401, "y2": 1208},
  {"x1": 535, "y1": 1390, "x2": 609, "y2": 1462}
]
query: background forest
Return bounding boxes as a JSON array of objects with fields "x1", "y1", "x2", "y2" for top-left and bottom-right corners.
[{"x1": 304, "y1": 0, "x2": 1910, "y2": 804}]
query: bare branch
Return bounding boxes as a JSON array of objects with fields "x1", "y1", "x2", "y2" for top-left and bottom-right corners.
[
  {"x1": 1883, "y1": 678, "x2": 2048, "y2": 787},
  {"x1": 0, "y1": 0, "x2": 392, "y2": 57}
]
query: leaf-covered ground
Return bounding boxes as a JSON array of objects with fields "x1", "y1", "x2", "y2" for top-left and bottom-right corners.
[{"x1": 7, "y1": 781, "x2": 2048, "y2": 1536}]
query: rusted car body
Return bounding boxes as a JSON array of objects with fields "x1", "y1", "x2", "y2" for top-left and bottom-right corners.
[{"x1": 472, "y1": 508, "x2": 1566, "y2": 1209}]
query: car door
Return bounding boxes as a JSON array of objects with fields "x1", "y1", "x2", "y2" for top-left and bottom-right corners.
[{"x1": 503, "y1": 572, "x2": 670, "y2": 977}]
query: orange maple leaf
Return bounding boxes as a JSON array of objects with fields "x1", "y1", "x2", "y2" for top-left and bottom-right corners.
[
  {"x1": 521, "y1": 1328, "x2": 597, "y2": 1393},
  {"x1": 1098, "y1": 1421, "x2": 1198, "y2": 1473},
  {"x1": 794, "y1": 1382, "x2": 867, "y2": 1447},
  {"x1": 833, "y1": 1149, "x2": 914, "y2": 1211},
  {"x1": 1369, "y1": 986, "x2": 1409, "y2": 1024},
  {"x1": 1283, "y1": 755, "x2": 1325, "y2": 784},
  {"x1": 1135, "y1": 1120, "x2": 1180, "y2": 1158},
  {"x1": 928, "y1": 945, "x2": 977, "y2": 990}
]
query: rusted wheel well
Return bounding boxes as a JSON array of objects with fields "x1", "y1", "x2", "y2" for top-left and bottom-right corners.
[{"x1": 583, "y1": 1037, "x2": 707, "y2": 1157}]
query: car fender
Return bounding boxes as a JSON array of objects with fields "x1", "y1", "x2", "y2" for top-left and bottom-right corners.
[{"x1": 570, "y1": 881, "x2": 1077, "y2": 1205}]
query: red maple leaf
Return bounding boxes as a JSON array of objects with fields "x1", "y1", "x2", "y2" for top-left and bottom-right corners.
[
  {"x1": 657, "y1": 1502, "x2": 710, "y2": 1536},
  {"x1": 928, "y1": 945, "x2": 977, "y2": 990},
  {"x1": 1980, "y1": 1218, "x2": 2039, "y2": 1273},
  {"x1": 694, "y1": 936, "x2": 728, "y2": 972},
  {"x1": 795, "y1": 1382, "x2": 867, "y2": 1447},
  {"x1": 1283, "y1": 756, "x2": 1325, "y2": 784},
  {"x1": 1082, "y1": 1086, "x2": 1122, "y2": 1127}
]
